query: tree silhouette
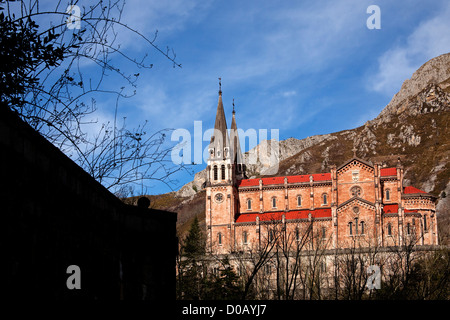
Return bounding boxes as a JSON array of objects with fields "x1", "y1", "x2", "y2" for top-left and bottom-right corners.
[
  {"x1": 183, "y1": 216, "x2": 205, "y2": 259},
  {"x1": 0, "y1": 0, "x2": 187, "y2": 195}
]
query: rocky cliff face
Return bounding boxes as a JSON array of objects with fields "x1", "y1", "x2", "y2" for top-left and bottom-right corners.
[
  {"x1": 176, "y1": 169, "x2": 207, "y2": 198},
  {"x1": 165, "y1": 53, "x2": 450, "y2": 239},
  {"x1": 378, "y1": 53, "x2": 450, "y2": 120}
]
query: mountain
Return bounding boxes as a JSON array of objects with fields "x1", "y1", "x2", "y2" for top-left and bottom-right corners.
[{"x1": 136, "y1": 53, "x2": 450, "y2": 243}]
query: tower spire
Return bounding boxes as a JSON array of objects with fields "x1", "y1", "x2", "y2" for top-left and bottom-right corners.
[
  {"x1": 209, "y1": 78, "x2": 229, "y2": 158},
  {"x1": 230, "y1": 99, "x2": 245, "y2": 179}
]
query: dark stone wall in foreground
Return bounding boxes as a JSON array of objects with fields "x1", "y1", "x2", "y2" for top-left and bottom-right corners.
[{"x1": 1, "y1": 107, "x2": 177, "y2": 300}]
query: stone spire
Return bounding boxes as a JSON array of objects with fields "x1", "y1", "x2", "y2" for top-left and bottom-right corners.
[
  {"x1": 230, "y1": 99, "x2": 246, "y2": 179},
  {"x1": 209, "y1": 78, "x2": 229, "y2": 159},
  {"x1": 230, "y1": 99, "x2": 243, "y2": 164}
]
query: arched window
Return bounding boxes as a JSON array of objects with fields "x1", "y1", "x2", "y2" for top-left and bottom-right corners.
[
  {"x1": 297, "y1": 195, "x2": 302, "y2": 207},
  {"x1": 322, "y1": 193, "x2": 328, "y2": 205},
  {"x1": 320, "y1": 261, "x2": 327, "y2": 273},
  {"x1": 385, "y1": 189, "x2": 391, "y2": 201},
  {"x1": 218, "y1": 232, "x2": 222, "y2": 245},
  {"x1": 221, "y1": 164, "x2": 226, "y2": 180},
  {"x1": 406, "y1": 223, "x2": 411, "y2": 235},
  {"x1": 321, "y1": 227, "x2": 326, "y2": 239},
  {"x1": 295, "y1": 228, "x2": 300, "y2": 241},
  {"x1": 424, "y1": 215, "x2": 428, "y2": 231},
  {"x1": 265, "y1": 264, "x2": 271, "y2": 275},
  {"x1": 272, "y1": 197, "x2": 277, "y2": 208},
  {"x1": 213, "y1": 165, "x2": 218, "y2": 181},
  {"x1": 354, "y1": 218, "x2": 359, "y2": 235},
  {"x1": 247, "y1": 199, "x2": 252, "y2": 210},
  {"x1": 387, "y1": 223, "x2": 392, "y2": 236},
  {"x1": 243, "y1": 231, "x2": 248, "y2": 245},
  {"x1": 349, "y1": 222, "x2": 353, "y2": 235},
  {"x1": 360, "y1": 221, "x2": 365, "y2": 235}
]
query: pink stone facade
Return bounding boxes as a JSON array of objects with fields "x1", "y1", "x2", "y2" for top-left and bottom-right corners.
[{"x1": 206, "y1": 158, "x2": 438, "y2": 254}]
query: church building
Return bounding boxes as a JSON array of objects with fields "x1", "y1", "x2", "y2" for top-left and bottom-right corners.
[{"x1": 205, "y1": 85, "x2": 439, "y2": 255}]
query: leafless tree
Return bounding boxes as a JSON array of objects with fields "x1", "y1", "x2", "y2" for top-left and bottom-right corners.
[
  {"x1": 374, "y1": 220, "x2": 427, "y2": 299},
  {"x1": 237, "y1": 222, "x2": 281, "y2": 299},
  {"x1": 1, "y1": 0, "x2": 188, "y2": 196},
  {"x1": 277, "y1": 221, "x2": 313, "y2": 300}
]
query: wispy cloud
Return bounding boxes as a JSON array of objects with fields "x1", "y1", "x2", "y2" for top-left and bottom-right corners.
[
  {"x1": 218, "y1": 0, "x2": 366, "y2": 86},
  {"x1": 118, "y1": 0, "x2": 211, "y2": 49},
  {"x1": 281, "y1": 90, "x2": 297, "y2": 97},
  {"x1": 369, "y1": 1, "x2": 450, "y2": 97}
]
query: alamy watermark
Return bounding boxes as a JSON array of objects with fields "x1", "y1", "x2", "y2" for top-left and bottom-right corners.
[
  {"x1": 66, "y1": 265, "x2": 81, "y2": 290},
  {"x1": 66, "y1": 5, "x2": 81, "y2": 30},
  {"x1": 367, "y1": 5, "x2": 381, "y2": 30},
  {"x1": 366, "y1": 265, "x2": 381, "y2": 290},
  {"x1": 171, "y1": 121, "x2": 280, "y2": 175}
]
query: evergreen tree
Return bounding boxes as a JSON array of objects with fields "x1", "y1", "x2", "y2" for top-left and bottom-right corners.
[
  {"x1": 182, "y1": 216, "x2": 205, "y2": 259},
  {"x1": 177, "y1": 216, "x2": 205, "y2": 299}
]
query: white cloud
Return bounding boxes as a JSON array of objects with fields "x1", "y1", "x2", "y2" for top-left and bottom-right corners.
[
  {"x1": 116, "y1": 0, "x2": 210, "y2": 50},
  {"x1": 369, "y1": 2, "x2": 450, "y2": 96},
  {"x1": 281, "y1": 90, "x2": 297, "y2": 97},
  {"x1": 370, "y1": 49, "x2": 416, "y2": 95}
]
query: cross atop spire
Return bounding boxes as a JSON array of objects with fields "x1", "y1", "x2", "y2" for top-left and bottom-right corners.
[
  {"x1": 232, "y1": 98, "x2": 235, "y2": 113},
  {"x1": 218, "y1": 77, "x2": 222, "y2": 95}
]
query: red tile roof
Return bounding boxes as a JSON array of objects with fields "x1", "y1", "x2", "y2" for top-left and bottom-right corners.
[
  {"x1": 287, "y1": 175, "x2": 310, "y2": 183},
  {"x1": 403, "y1": 186, "x2": 427, "y2": 194},
  {"x1": 237, "y1": 179, "x2": 259, "y2": 187},
  {"x1": 404, "y1": 209, "x2": 419, "y2": 213},
  {"x1": 383, "y1": 204, "x2": 398, "y2": 213},
  {"x1": 380, "y1": 167, "x2": 397, "y2": 176},
  {"x1": 235, "y1": 213, "x2": 257, "y2": 223},
  {"x1": 284, "y1": 210, "x2": 309, "y2": 220},
  {"x1": 312, "y1": 173, "x2": 331, "y2": 181},
  {"x1": 261, "y1": 177, "x2": 285, "y2": 185},
  {"x1": 235, "y1": 212, "x2": 282, "y2": 223},
  {"x1": 235, "y1": 208, "x2": 331, "y2": 223},
  {"x1": 312, "y1": 208, "x2": 333, "y2": 218}
]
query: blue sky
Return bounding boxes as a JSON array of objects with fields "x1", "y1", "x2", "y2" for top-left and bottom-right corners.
[{"x1": 36, "y1": 0, "x2": 450, "y2": 194}]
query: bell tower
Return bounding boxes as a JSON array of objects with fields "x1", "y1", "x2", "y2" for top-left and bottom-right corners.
[
  {"x1": 206, "y1": 78, "x2": 232, "y2": 185},
  {"x1": 205, "y1": 79, "x2": 239, "y2": 253}
]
